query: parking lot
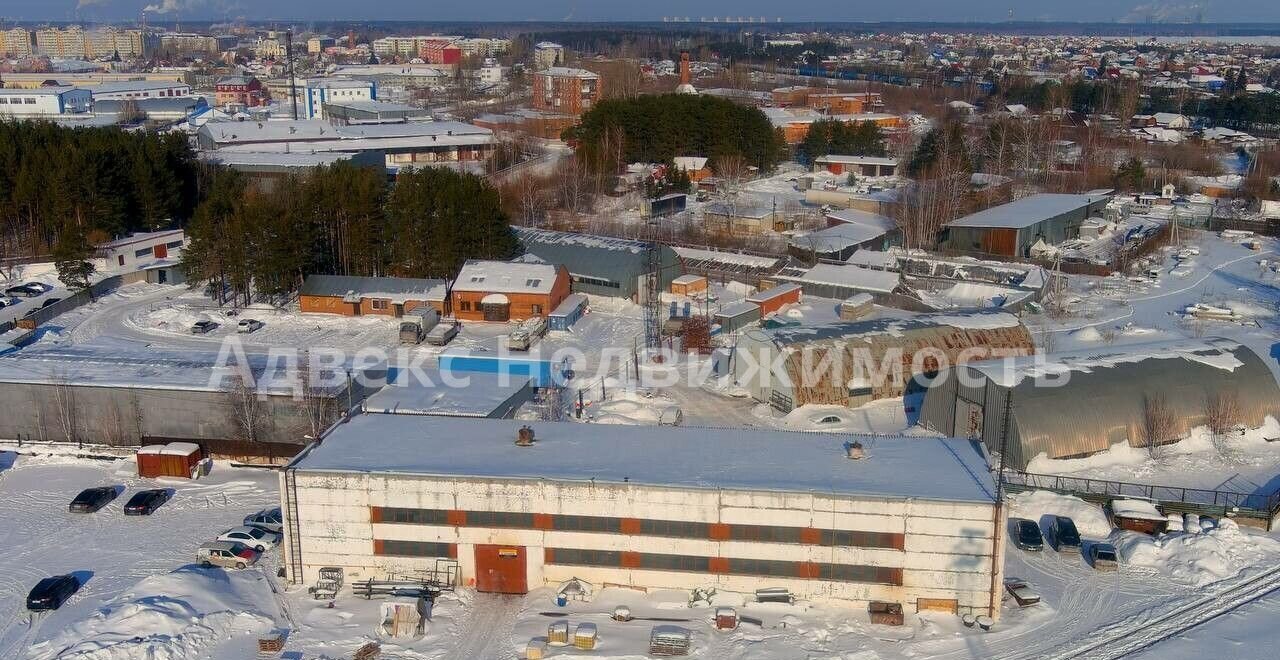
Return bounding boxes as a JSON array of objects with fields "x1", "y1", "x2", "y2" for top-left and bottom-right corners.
[{"x1": 0, "y1": 450, "x2": 280, "y2": 657}]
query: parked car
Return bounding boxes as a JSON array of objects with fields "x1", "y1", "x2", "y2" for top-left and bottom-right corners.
[
  {"x1": 243, "y1": 507, "x2": 283, "y2": 534},
  {"x1": 236, "y1": 319, "x2": 263, "y2": 333},
  {"x1": 190, "y1": 320, "x2": 218, "y2": 334},
  {"x1": 197, "y1": 541, "x2": 260, "y2": 569},
  {"x1": 0, "y1": 297, "x2": 20, "y2": 308},
  {"x1": 69, "y1": 486, "x2": 118, "y2": 513},
  {"x1": 1014, "y1": 519, "x2": 1044, "y2": 551},
  {"x1": 40, "y1": 297, "x2": 62, "y2": 308},
  {"x1": 5, "y1": 284, "x2": 43, "y2": 298},
  {"x1": 1090, "y1": 543, "x2": 1119, "y2": 571},
  {"x1": 1048, "y1": 516, "x2": 1081, "y2": 552},
  {"x1": 26, "y1": 574, "x2": 81, "y2": 611},
  {"x1": 217, "y1": 526, "x2": 280, "y2": 552},
  {"x1": 123, "y1": 489, "x2": 170, "y2": 516}
]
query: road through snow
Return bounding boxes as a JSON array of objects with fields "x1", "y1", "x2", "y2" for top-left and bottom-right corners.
[
  {"x1": 1038, "y1": 563, "x2": 1280, "y2": 660},
  {"x1": 445, "y1": 594, "x2": 521, "y2": 660}
]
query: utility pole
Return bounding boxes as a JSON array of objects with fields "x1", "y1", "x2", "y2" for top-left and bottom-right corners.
[{"x1": 286, "y1": 30, "x2": 298, "y2": 121}]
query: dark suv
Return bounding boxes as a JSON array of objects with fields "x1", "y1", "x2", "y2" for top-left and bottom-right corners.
[
  {"x1": 1014, "y1": 519, "x2": 1044, "y2": 551},
  {"x1": 1049, "y1": 516, "x2": 1081, "y2": 552},
  {"x1": 69, "y1": 486, "x2": 118, "y2": 513},
  {"x1": 27, "y1": 575, "x2": 81, "y2": 611}
]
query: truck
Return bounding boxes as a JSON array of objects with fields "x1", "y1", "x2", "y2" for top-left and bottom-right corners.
[
  {"x1": 398, "y1": 307, "x2": 441, "y2": 344},
  {"x1": 425, "y1": 320, "x2": 461, "y2": 346},
  {"x1": 507, "y1": 317, "x2": 547, "y2": 351}
]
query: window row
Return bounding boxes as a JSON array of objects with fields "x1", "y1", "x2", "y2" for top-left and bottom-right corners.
[
  {"x1": 371, "y1": 506, "x2": 904, "y2": 551},
  {"x1": 374, "y1": 540, "x2": 454, "y2": 558},
  {"x1": 546, "y1": 547, "x2": 902, "y2": 586}
]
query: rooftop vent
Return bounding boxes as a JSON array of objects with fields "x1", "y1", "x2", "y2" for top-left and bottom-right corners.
[
  {"x1": 845, "y1": 441, "x2": 865, "y2": 460},
  {"x1": 515, "y1": 425, "x2": 536, "y2": 447}
]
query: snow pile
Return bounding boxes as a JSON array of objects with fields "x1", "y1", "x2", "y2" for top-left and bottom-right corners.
[
  {"x1": 1071, "y1": 326, "x2": 1103, "y2": 342},
  {"x1": 1112, "y1": 519, "x2": 1280, "y2": 587},
  {"x1": 30, "y1": 566, "x2": 277, "y2": 660},
  {"x1": 1007, "y1": 490, "x2": 1113, "y2": 537}
]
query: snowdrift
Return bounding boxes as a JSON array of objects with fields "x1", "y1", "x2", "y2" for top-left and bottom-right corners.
[{"x1": 29, "y1": 565, "x2": 277, "y2": 660}]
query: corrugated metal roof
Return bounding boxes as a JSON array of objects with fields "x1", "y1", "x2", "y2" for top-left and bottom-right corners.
[
  {"x1": 299, "y1": 274, "x2": 445, "y2": 300},
  {"x1": 923, "y1": 338, "x2": 1280, "y2": 469},
  {"x1": 948, "y1": 193, "x2": 1104, "y2": 229}
]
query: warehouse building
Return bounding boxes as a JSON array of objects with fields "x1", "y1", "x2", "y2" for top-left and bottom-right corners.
[
  {"x1": 281, "y1": 416, "x2": 1004, "y2": 617},
  {"x1": 731, "y1": 313, "x2": 1035, "y2": 413},
  {"x1": 0, "y1": 342, "x2": 372, "y2": 457},
  {"x1": 942, "y1": 193, "x2": 1110, "y2": 258},
  {"x1": 514, "y1": 227, "x2": 681, "y2": 300},
  {"x1": 919, "y1": 338, "x2": 1280, "y2": 470}
]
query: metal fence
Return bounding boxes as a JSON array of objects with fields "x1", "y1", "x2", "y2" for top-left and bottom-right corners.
[{"x1": 1002, "y1": 470, "x2": 1280, "y2": 520}]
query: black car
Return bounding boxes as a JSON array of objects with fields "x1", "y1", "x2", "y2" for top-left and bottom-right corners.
[
  {"x1": 5, "y1": 285, "x2": 41, "y2": 298},
  {"x1": 190, "y1": 320, "x2": 218, "y2": 334},
  {"x1": 123, "y1": 489, "x2": 169, "y2": 516},
  {"x1": 26, "y1": 574, "x2": 81, "y2": 611},
  {"x1": 41, "y1": 297, "x2": 62, "y2": 308},
  {"x1": 69, "y1": 486, "x2": 118, "y2": 513},
  {"x1": 1049, "y1": 516, "x2": 1082, "y2": 552},
  {"x1": 1014, "y1": 519, "x2": 1044, "y2": 551}
]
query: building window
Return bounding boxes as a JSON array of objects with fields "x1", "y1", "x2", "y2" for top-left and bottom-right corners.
[
  {"x1": 546, "y1": 548, "x2": 621, "y2": 567},
  {"x1": 376, "y1": 507, "x2": 448, "y2": 525},
  {"x1": 531, "y1": 304, "x2": 543, "y2": 315},
  {"x1": 552, "y1": 514, "x2": 621, "y2": 533},
  {"x1": 166, "y1": 240, "x2": 184, "y2": 249},
  {"x1": 637, "y1": 519, "x2": 709, "y2": 539},
  {"x1": 460, "y1": 301, "x2": 471, "y2": 312},
  {"x1": 465, "y1": 510, "x2": 535, "y2": 529},
  {"x1": 375, "y1": 540, "x2": 452, "y2": 557},
  {"x1": 371, "y1": 299, "x2": 389, "y2": 311},
  {"x1": 134, "y1": 247, "x2": 153, "y2": 258}
]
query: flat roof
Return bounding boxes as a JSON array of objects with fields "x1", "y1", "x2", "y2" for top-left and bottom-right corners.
[
  {"x1": 293, "y1": 416, "x2": 997, "y2": 504},
  {"x1": 948, "y1": 193, "x2": 1105, "y2": 230},
  {"x1": 361, "y1": 371, "x2": 533, "y2": 417}
]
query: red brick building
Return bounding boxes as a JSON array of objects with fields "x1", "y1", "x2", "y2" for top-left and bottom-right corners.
[
  {"x1": 532, "y1": 67, "x2": 600, "y2": 115},
  {"x1": 420, "y1": 38, "x2": 462, "y2": 65},
  {"x1": 215, "y1": 75, "x2": 268, "y2": 108},
  {"x1": 450, "y1": 260, "x2": 570, "y2": 322}
]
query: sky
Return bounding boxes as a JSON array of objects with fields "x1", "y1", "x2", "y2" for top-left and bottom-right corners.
[{"x1": 4, "y1": 1, "x2": 1280, "y2": 24}]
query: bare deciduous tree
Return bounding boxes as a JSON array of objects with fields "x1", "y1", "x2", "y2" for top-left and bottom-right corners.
[
  {"x1": 51, "y1": 371, "x2": 78, "y2": 445},
  {"x1": 227, "y1": 374, "x2": 266, "y2": 443},
  {"x1": 1142, "y1": 392, "x2": 1178, "y2": 462},
  {"x1": 297, "y1": 352, "x2": 338, "y2": 440},
  {"x1": 1205, "y1": 390, "x2": 1243, "y2": 461}
]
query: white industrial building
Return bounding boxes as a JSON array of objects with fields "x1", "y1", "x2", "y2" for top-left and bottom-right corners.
[
  {"x1": 0, "y1": 87, "x2": 92, "y2": 117},
  {"x1": 87, "y1": 80, "x2": 193, "y2": 100},
  {"x1": 281, "y1": 416, "x2": 1004, "y2": 618},
  {"x1": 304, "y1": 78, "x2": 376, "y2": 120}
]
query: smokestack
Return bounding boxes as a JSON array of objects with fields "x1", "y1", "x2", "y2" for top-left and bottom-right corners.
[{"x1": 679, "y1": 52, "x2": 691, "y2": 86}]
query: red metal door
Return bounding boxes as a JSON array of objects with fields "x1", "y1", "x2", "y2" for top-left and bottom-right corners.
[
  {"x1": 474, "y1": 544, "x2": 527, "y2": 594},
  {"x1": 154, "y1": 244, "x2": 168, "y2": 259}
]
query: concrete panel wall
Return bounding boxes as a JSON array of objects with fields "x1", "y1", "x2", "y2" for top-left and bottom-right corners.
[{"x1": 286, "y1": 471, "x2": 1002, "y2": 615}]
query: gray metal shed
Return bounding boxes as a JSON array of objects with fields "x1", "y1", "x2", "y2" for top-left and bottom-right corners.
[{"x1": 514, "y1": 227, "x2": 680, "y2": 300}]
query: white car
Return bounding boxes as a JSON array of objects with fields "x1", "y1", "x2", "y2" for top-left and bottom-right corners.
[
  {"x1": 217, "y1": 526, "x2": 280, "y2": 552},
  {"x1": 237, "y1": 319, "x2": 264, "y2": 333}
]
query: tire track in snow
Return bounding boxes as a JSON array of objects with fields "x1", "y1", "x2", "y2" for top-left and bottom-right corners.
[
  {"x1": 445, "y1": 594, "x2": 521, "y2": 660},
  {"x1": 1038, "y1": 563, "x2": 1280, "y2": 660}
]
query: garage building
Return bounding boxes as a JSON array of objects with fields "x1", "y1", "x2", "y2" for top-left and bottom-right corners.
[
  {"x1": 281, "y1": 416, "x2": 1004, "y2": 617},
  {"x1": 919, "y1": 338, "x2": 1280, "y2": 470},
  {"x1": 942, "y1": 193, "x2": 1109, "y2": 258}
]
